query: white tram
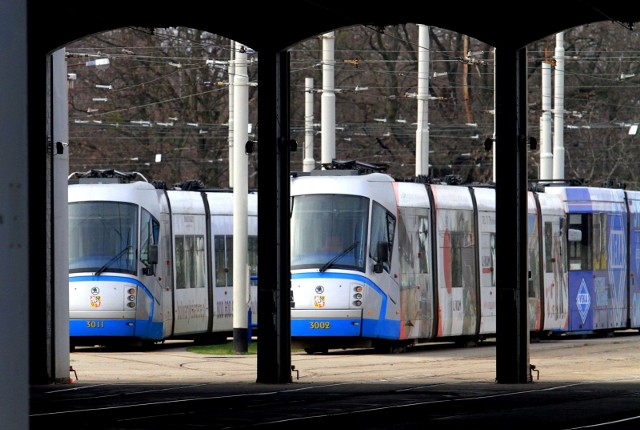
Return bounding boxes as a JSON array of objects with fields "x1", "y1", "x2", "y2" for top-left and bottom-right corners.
[
  {"x1": 68, "y1": 169, "x2": 257, "y2": 348},
  {"x1": 290, "y1": 161, "x2": 640, "y2": 353}
]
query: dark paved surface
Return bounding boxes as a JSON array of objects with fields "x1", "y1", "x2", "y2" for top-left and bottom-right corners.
[
  {"x1": 30, "y1": 334, "x2": 640, "y2": 429},
  {"x1": 30, "y1": 379, "x2": 640, "y2": 429}
]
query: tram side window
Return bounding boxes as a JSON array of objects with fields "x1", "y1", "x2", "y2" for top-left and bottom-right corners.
[
  {"x1": 592, "y1": 213, "x2": 607, "y2": 271},
  {"x1": 440, "y1": 210, "x2": 475, "y2": 290},
  {"x1": 184, "y1": 236, "x2": 195, "y2": 288},
  {"x1": 161, "y1": 233, "x2": 172, "y2": 287},
  {"x1": 449, "y1": 229, "x2": 476, "y2": 289},
  {"x1": 369, "y1": 202, "x2": 396, "y2": 272},
  {"x1": 215, "y1": 235, "x2": 233, "y2": 287},
  {"x1": 397, "y1": 209, "x2": 429, "y2": 277},
  {"x1": 418, "y1": 215, "x2": 430, "y2": 274},
  {"x1": 140, "y1": 209, "x2": 159, "y2": 267},
  {"x1": 213, "y1": 235, "x2": 256, "y2": 286},
  {"x1": 528, "y1": 214, "x2": 540, "y2": 298},
  {"x1": 568, "y1": 213, "x2": 592, "y2": 271},
  {"x1": 195, "y1": 235, "x2": 206, "y2": 288},
  {"x1": 176, "y1": 238, "x2": 185, "y2": 289},
  {"x1": 175, "y1": 234, "x2": 206, "y2": 289},
  {"x1": 544, "y1": 222, "x2": 553, "y2": 273},
  {"x1": 450, "y1": 231, "x2": 465, "y2": 288},
  {"x1": 248, "y1": 235, "x2": 258, "y2": 279}
]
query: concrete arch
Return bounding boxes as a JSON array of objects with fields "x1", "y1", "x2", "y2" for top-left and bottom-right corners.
[{"x1": 33, "y1": 3, "x2": 640, "y2": 53}]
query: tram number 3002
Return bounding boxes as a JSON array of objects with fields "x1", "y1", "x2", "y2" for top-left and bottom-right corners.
[
  {"x1": 85, "y1": 320, "x2": 105, "y2": 329},
  {"x1": 309, "y1": 321, "x2": 331, "y2": 329}
]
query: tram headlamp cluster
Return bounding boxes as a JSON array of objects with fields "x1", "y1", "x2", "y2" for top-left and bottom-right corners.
[
  {"x1": 353, "y1": 285, "x2": 363, "y2": 307},
  {"x1": 127, "y1": 287, "x2": 136, "y2": 308}
]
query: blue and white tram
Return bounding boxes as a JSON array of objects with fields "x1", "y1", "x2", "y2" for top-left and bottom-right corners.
[
  {"x1": 290, "y1": 168, "x2": 400, "y2": 352},
  {"x1": 290, "y1": 161, "x2": 640, "y2": 354},
  {"x1": 289, "y1": 164, "x2": 507, "y2": 352},
  {"x1": 68, "y1": 170, "x2": 258, "y2": 348}
]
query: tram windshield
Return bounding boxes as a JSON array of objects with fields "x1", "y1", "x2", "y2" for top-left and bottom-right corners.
[
  {"x1": 68, "y1": 201, "x2": 138, "y2": 275},
  {"x1": 290, "y1": 194, "x2": 368, "y2": 272}
]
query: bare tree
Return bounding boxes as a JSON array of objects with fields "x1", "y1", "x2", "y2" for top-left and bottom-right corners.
[{"x1": 68, "y1": 21, "x2": 640, "y2": 188}]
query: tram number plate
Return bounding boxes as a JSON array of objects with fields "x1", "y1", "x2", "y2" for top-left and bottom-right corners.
[
  {"x1": 85, "y1": 321, "x2": 105, "y2": 329},
  {"x1": 309, "y1": 321, "x2": 330, "y2": 329}
]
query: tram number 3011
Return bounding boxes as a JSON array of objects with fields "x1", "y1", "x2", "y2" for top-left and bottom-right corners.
[{"x1": 85, "y1": 321, "x2": 105, "y2": 329}]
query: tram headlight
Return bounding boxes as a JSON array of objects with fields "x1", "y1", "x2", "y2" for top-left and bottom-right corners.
[
  {"x1": 354, "y1": 293, "x2": 363, "y2": 300},
  {"x1": 126, "y1": 287, "x2": 136, "y2": 308},
  {"x1": 353, "y1": 300, "x2": 362, "y2": 307},
  {"x1": 353, "y1": 286, "x2": 363, "y2": 293}
]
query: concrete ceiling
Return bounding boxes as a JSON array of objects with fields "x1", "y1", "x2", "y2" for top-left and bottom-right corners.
[{"x1": 36, "y1": 1, "x2": 640, "y2": 55}]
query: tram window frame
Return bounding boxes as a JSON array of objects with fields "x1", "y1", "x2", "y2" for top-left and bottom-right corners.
[
  {"x1": 544, "y1": 222, "x2": 553, "y2": 274},
  {"x1": 450, "y1": 231, "x2": 465, "y2": 288},
  {"x1": 248, "y1": 235, "x2": 258, "y2": 278},
  {"x1": 568, "y1": 213, "x2": 592, "y2": 271},
  {"x1": 176, "y1": 234, "x2": 206, "y2": 289},
  {"x1": 140, "y1": 209, "x2": 159, "y2": 268},
  {"x1": 369, "y1": 201, "x2": 395, "y2": 272},
  {"x1": 592, "y1": 213, "x2": 607, "y2": 271},
  {"x1": 214, "y1": 235, "x2": 233, "y2": 287}
]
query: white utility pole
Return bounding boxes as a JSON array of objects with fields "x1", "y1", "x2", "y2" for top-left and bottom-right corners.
[
  {"x1": 232, "y1": 42, "x2": 249, "y2": 352},
  {"x1": 552, "y1": 32, "x2": 565, "y2": 181},
  {"x1": 415, "y1": 24, "x2": 430, "y2": 177},
  {"x1": 492, "y1": 48, "x2": 497, "y2": 183},
  {"x1": 321, "y1": 32, "x2": 336, "y2": 165},
  {"x1": 228, "y1": 40, "x2": 235, "y2": 187},
  {"x1": 539, "y1": 59, "x2": 553, "y2": 181},
  {"x1": 303, "y1": 77, "x2": 316, "y2": 172},
  {"x1": 53, "y1": 48, "x2": 70, "y2": 381}
]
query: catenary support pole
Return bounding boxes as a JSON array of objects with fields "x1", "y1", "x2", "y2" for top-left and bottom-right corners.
[
  {"x1": 415, "y1": 24, "x2": 430, "y2": 176},
  {"x1": 53, "y1": 48, "x2": 70, "y2": 381},
  {"x1": 321, "y1": 32, "x2": 335, "y2": 165},
  {"x1": 539, "y1": 60, "x2": 553, "y2": 180},
  {"x1": 303, "y1": 77, "x2": 315, "y2": 172},
  {"x1": 552, "y1": 32, "x2": 565, "y2": 180},
  {"x1": 228, "y1": 40, "x2": 235, "y2": 188},
  {"x1": 232, "y1": 42, "x2": 249, "y2": 353}
]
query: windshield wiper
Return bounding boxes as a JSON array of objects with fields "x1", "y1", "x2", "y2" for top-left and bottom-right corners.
[
  {"x1": 95, "y1": 245, "x2": 132, "y2": 276},
  {"x1": 319, "y1": 241, "x2": 359, "y2": 273}
]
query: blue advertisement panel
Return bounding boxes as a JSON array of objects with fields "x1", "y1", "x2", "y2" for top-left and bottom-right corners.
[
  {"x1": 568, "y1": 271, "x2": 593, "y2": 332},
  {"x1": 627, "y1": 193, "x2": 640, "y2": 327}
]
